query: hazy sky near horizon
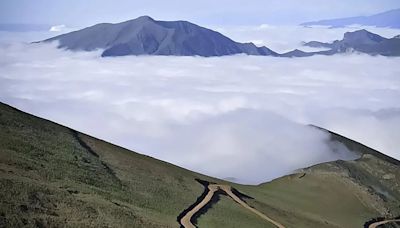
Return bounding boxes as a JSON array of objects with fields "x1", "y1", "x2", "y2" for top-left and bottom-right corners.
[{"x1": 1, "y1": 0, "x2": 400, "y2": 26}]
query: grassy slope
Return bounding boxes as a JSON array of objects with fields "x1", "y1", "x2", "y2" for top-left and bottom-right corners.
[
  {"x1": 1, "y1": 101, "x2": 399, "y2": 227},
  {"x1": 0, "y1": 102, "x2": 257, "y2": 227},
  {"x1": 232, "y1": 137, "x2": 400, "y2": 228},
  {"x1": 196, "y1": 195, "x2": 276, "y2": 228}
]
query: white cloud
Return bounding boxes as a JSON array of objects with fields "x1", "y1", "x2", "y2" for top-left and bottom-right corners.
[
  {"x1": 49, "y1": 24, "x2": 67, "y2": 32},
  {"x1": 0, "y1": 30, "x2": 399, "y2": 184}
]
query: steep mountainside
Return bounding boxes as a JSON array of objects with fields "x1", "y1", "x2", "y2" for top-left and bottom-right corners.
[
  {"x1": 42, "y1": 16, "x2": 277, "y2": 57},
  {"x1": 0, "y1": 101, "x2": 399, "y2": 227},
  {"x1": 301, "y1": 8, "x2": 400, "y2": 28}
]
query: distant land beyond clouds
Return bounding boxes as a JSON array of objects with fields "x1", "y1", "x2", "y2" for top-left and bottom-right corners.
[{"x1": 301, "y1": 8, "x2": 400, "y2": 28}]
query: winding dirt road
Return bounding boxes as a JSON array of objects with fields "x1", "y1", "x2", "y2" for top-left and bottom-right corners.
[
  {"x1": 179, "y1": 184, "x2": 285, "y2": 228},
  {"x1": 368, "y1": 219, "x2": 400, "y2": 228}
]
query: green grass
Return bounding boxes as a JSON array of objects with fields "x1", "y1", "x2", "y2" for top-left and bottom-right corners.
[
  {"x1": 196, "y1": 195, "x2": 276, "y2": 228},
  {"x1": 232, "y1": 155, "x2": 400, "y2": 227},
  {"x1": 1, "y1": 101, "x2": 399, "y2": 228},
  {"x1": 237, "y1": 172, "x2": 378, "y2": 227},
  {"x1": 0, "y1": 102, "x2": 214, "y2": 227}
]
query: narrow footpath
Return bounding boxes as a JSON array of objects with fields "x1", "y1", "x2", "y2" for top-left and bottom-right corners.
[
  {"x1": 179, "y1": 184, "x2": 285, "y2": 228},
  {"x1": 368, "y1": 219, "x2": 400, "y2": 228}
]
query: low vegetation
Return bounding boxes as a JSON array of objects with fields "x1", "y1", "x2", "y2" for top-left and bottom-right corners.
[{"x1": 0, "y1": 102, "x2": 399, "y2": 227}]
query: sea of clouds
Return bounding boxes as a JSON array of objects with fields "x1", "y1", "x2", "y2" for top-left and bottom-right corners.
[{"x1": 0, "y1": 26, "x2": 399, "y2": 184}]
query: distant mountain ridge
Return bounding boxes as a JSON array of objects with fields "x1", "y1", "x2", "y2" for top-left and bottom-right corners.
[
  {"x1": 42, "y1": 16, "x2": 400, "y2": 58},
  {"x1": 303, "y1": 29, "x2": 400, "y2": 56},
  {"x1": 301, "y1": 8, "x2": 400, "y2": 28},
  {"x1": 43, "y1": 16, "x2": 277, "y2": 57}
]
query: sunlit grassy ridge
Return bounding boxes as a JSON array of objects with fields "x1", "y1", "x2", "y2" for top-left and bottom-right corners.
[
  {"x1": 0, "y1": 102, "x2": 214, "y2": 227},
  {"x1": 0, "y1": 102, "x2": 399, "y2": 227}
]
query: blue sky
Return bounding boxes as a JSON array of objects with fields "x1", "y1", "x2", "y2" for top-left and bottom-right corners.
[{"x1": 1, "y1": 0, "x2": 399, "y2": 26}]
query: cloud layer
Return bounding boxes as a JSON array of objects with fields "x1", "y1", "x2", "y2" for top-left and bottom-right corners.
[{"x1": 0, "y1": 31, "x2": 399, "y2": 184}]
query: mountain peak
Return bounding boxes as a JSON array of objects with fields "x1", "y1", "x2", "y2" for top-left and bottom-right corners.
[
  {"x1": 122, "y1": 15, "x2": 156, "y2": 25},
  {"x1": 43, "y1": 17, "x2": 276, "y2": 57},
  {"x1": 343, "y1": 29, "x2": 385, "y2": 43},
  {"x1": 134, "y1": 15, "x2": 155, "y2": 22},
  {"x1": 344, "y1": 29, "x2": 372, "y2": 36}
]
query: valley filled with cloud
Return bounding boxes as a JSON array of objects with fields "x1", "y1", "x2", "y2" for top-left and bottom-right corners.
[{"x1": 0, "y1": 26, "x2": 399, "y2": 184}]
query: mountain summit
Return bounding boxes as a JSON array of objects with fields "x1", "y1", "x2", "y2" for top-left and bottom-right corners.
[
  {"x1": 342, "y1": 29, "x2": 386, "y2": 44},
  {"x1": 43, "y1": 16, "x2": 277, "y2": 57}
]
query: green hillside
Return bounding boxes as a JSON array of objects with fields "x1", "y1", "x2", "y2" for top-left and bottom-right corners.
[{"x1": 0, "y1": 101, "x2": 399, "y2": 228}]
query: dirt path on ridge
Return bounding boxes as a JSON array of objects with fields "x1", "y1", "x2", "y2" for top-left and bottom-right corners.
[
  {"x1": 368, "y1": 219, "x2": 400, "y2": 228},
  {"x1": 179, "y1": 184, "x2": 285, "y2": 228}
]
